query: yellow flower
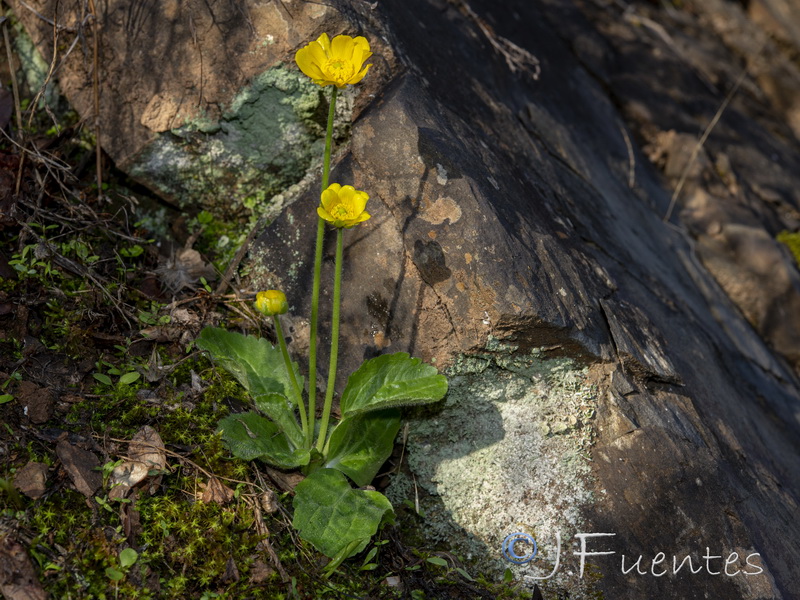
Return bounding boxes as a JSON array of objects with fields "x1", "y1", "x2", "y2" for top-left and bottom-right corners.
[
  {"x1": 294, "y1": 33, "x2": 372, "y2": 88},
  {"x1": 318, "y1": 184, "x2": 371, "y2": 228},
  {"x1": 255, "y1": 290, "x2": 288, "y2": 316}
]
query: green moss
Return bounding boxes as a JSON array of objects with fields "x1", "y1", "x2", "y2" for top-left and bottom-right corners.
[{"x1": 777, "y1": 230, "x2": 800, "y2": 268}]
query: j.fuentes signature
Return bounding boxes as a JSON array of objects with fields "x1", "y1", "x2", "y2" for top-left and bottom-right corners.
[{"x1": 502, "y1": 532, "x2": 763, "y2": 580}]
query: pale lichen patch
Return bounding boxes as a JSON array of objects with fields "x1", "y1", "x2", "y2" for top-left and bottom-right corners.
[
  {"x1": 420, "y1": 196, "x2": 462, "y2": 225},
  {"x1": 388, "y1": 342, "x2": 601, "y2": 596}
]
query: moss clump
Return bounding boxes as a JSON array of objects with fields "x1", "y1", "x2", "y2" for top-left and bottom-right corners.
[{"x1": 136, "y1": 494, "x2": 259, "y2": 598}]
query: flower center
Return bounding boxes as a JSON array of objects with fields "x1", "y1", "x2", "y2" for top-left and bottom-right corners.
[
  {"x1": 332, "y1": 204, "x2": 352, "y2": 219},
  {"x1": 325, "y1": 59, "x2": 355, "y2": 84}
]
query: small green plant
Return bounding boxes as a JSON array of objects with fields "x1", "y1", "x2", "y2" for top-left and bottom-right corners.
[
  {"x1": 106, "y1": 547, "x2": 139, "y2": 599},
  {"x1": 196, "y1": 33, "x2": 448, "y2": 574},
  {"x1": 138, "y1": 301, "x2": 171, "y2": 326}
]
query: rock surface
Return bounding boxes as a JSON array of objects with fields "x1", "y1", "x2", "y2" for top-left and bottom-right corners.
[
  {"x1": 7, "y1": 0, "x2": 394, "y2": 219},
  {"x1": 254, "y1": 2, "x2": 800, "y2": 598},
  {"x1": 12, "y1": 0, "x2": 800, "y2": 598}
]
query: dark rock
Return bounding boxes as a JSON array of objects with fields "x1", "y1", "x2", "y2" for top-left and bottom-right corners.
[
  {"x1": 16, "y1": 381, "x2": 53, "y2": 425},
  {"x1": 12, "y1": 462, "x2": 48, "y2": 500},
  {"x1": 55, "y1": 440, "x2": 102, "y2": 498},
  {"x1": 0, "y1": 535, "x2": 48, "y2": 600}
]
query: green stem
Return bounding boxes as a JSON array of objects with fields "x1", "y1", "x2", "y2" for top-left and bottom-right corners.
[
  {"x1": 316, "y1": 227, "x2": 343, "y2": 452},
  {"x1": 273, "y1": 314, "x2": 308, "y2": 440},
  {"x1": 308, "y1": 85, "x2": 338, "y2": 448},
  {"x1": 322, "y1": 86, "x2": 338, "y2": 189}
]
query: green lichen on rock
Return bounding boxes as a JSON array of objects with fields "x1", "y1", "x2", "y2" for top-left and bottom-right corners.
[
  {"x1": 387, "y1": 340, "x2": 602, "y2": 597},
  {"x1": 12, "y1": 21, "x2": 60, "y2": 108},
  {"x1": 128, "y1": 64, "x2": 351, "y2": 221}
]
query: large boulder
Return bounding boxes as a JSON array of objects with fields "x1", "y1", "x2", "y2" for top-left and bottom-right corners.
[
  {"x1": 254, "y1": 2, "x2": 800, "y2": 599},
  {"x1": 7, "y1": 0, "x2": 393, "y2": 220}
]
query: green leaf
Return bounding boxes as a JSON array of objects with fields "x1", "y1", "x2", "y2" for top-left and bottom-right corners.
[
  {"x1": 252, "y1": 393, "x2": 304, "y2": 448},
  {"x1": 196, "y1": 327, "x2": 304, "y2": 447},
  {"x1": 0, "y1": 395, "x2": 13, "y2": 404},
  {"x1": 361, "y1": 547, "x2": 378, "y2": 566},
  {"x1": 217, "y1": 412, "x2": 310, "y2": 469},
  {"x1": 292, "y1": 468, "x2": 394, "y2": 561},
  {"x1": 324, "y1": 410, "x2": 401, "y2": 487},
  {"x1": 105, "y1": 567, "x2": 124, "y2": 581},
  {"x1": 119, "y1": 372, "x2": 140, "y2": 385},
  {"x1": 455, "y1": 567, "x2": 474, "y2": 581},
  {"x1": 93, "y1": 373, "x2": 113, "y2": 386},
  {"x1": 340, "y1": 353, "x2": 448, "y2": 417},
  {"x1": 426, "y1": 556, "x2": 448, "y2": 567},
  {"x1": 119, "y1": 548, "x2": 138, "y2": 568}
]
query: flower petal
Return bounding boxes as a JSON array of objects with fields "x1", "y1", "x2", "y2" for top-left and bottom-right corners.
[
  {"x1": 320, "y1": 190, "x2": 337, "y2": 212},
  {"x1": 337, "y1": 184, "x2": 356, "y2": 203},
  {"x1": 348, "y1": 64, "x2": 371, "y2": 85},
  {"x1": 344, "y1": 211, "x2": 370, "y2": 228},
  {"x1": 330, "y1": 34, "x2": 353, "y2": 60},
  {"x1": 321, "y1": 184, "x2": 344, "y2": 213},
  {"x1": 352, "y1": 190, "x2": 369, "y2": 214},
  {"x1": 352, "y1": 37, "x2": 372, "y2": 66},
  {"x1": 306, "y1": 41, "x2": 329, "y2": 67},
  {"x1": 318, "y1": 206, "x2": 336, "y2": 223},
  {"x1": 295, "y1": 47, "x2": 325, "y2": 80},
  {"x1": 316, "y1": 33, "x2": 331, "y2": 53}
]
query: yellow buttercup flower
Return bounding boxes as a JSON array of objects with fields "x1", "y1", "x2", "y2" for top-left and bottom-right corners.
[
  {"x1": 295, "y1": 33, "x2": 372, "y2": 88},
  {"x1": 318, "y1": 184, "x2": 371, "y2": 228},
  {"x1": 255, "y1": 290, "x2": 288, "y2": 316}
]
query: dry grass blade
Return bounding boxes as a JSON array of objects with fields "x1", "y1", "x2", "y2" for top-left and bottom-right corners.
[
  {"x1": 662, "y1": 49, "x2": 761, "y2": 222},
  {"x1": 448, "y1": 0, "x2": 541, "y2": 78}
]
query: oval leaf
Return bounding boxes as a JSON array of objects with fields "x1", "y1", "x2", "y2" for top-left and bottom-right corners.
[
  {"x1": 324, "y1": 410, "x2": 401, "y2": 487},
  {"x1": 340, "y1": 353, "x2": 447, "y2": 416},
  {"x1": 217, "y1": 411, "x2": 310, "y2": 469},
  {"x1": 292, "y1": 468, "x2": 394, "y2": 561},
  {"x1": 196, "y1": 327, "x2": 304, "y2": 446},
  {"x1": 119, "y1": 548, "x2": 138, "y2": 568},
  {"x1": 93, "y1": 373, "x2": 112, "y2": 386},
  {"x1": 119, "y1": 372, "x2": 140, "y2": 385}
]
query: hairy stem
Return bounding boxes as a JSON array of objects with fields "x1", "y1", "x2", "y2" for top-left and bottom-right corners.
[
  {"x1": 308, "y1": 85, "x2": 338, "y2": 448},
  {"x1": 316, "y1": 227, "x2": 343, "y2": 452},
  {"x1": 273, "y1": 315, "x2": 308, "y2": 440}
]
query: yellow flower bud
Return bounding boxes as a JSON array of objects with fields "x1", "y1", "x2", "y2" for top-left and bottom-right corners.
[
  {"x1": 294, "y1": 33, "x2": 372, "y2": 88},
  {"x1": 255, "y1": 290, "x2": 288, "y2": 316},
  {"x1": 318, "y1": 183, "x2": 371, "y2": 228}
]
